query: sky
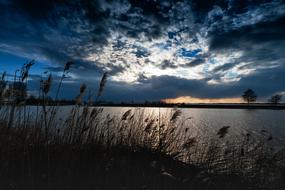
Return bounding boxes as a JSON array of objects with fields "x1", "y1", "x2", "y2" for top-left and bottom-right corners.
[{"x1": 0, "y1": 0, "x2": 285, "y2": 103}]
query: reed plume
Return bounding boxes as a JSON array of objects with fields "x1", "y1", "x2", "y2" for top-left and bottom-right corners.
[
  {"x1": 20, "y1": 60, "x2": 35, "y2": 82},
  {"x1": 75, "y1": 83, "x2": 87, "y2": 105},
  {"x1": 121, "y1": 109, "x2": 131, "y2": 120},
  {"x1": 96, "y1": 72, "x2": 108, "y2": 102},
  {"x1": 41, "y1": 74, "x2": 52, "y2": 95},
  {"x1": 64, "y1": 61, "x2": 73, "y2": 72},
  {"x1": 144, "y1": 119, "x2": 155, "y2": 134},
  {"x1": 170, "y1": 110, "x2": 182, "y2": 122},
  {"x1": 217, "y1": 126, "x2": 230, "y2": 138}
]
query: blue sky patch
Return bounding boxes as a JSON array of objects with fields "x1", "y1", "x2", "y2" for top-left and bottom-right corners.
[{"x1": 177, "y1": 48, "x2": 202, "y2": 59}]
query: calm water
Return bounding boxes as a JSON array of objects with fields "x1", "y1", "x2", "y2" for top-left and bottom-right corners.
[{"x1": 105, "y1": 107, "x2": 285, "y2": 144}]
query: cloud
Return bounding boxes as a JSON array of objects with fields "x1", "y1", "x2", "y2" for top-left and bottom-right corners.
[
  {"x1": 160, "y1": 60, "x2": 178, "y2": 70},
  {"x1": 209, "y1": 16, "x2": 285, "y2": 50},
  {"x1": 162, "y1": 96, "x2": 243, "y2": 103},
  {"x1": 212, "y1": 62, "x2": 237, "y2": 72},
  {"x1": 183, "y1": 56, "x2": 207, "y2": 68},
  {"x1": 0, "y1": 0, "x2": 285, "y2": 101}
]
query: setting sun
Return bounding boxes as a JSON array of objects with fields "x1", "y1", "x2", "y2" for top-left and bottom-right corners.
[{"x1": 161, "y1": 96, "x2": 243, "y2": 104}]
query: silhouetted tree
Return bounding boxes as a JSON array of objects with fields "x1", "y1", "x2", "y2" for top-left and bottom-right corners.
[
  {"x1": 269, "y1": 94, "x2": 282, "y2": 104},
  {"x1": 242, "y1": 89, "x2": 257, "y2": 104}
]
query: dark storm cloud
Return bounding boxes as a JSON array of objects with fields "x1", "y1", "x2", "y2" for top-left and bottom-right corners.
[
  {"x1": 160, "y1": 60, "x2": 178, "y2": 70},
  {"x1": 106, "y1": 66, "x2": 285, "y2": 101},
  {"x1": 0, "y1": 0, "x2": 174, "y2": 64},
  {"x1": 1, "y1": 0, "x2": 285, "y2": 101},
  {"x1": 209, "y1": 16, "x2": 285, "y2": 50},
  {"x1": 11, "y1": 0, "x2": 65, "y2": 20},
  {"x1": 209, "y1": 13, "x2": 285, "y2": 78},
  {"x1": 212, "y1": 62, "x2": 237, "y2": 72},
  {"x1": 113, "y1": 75, "x2": 240, "y2": 100},
  {"x1": 184, "y1": 58, "x2": 206, "y2": 67},
  {"x1": 237, "y1": 66, "x2": 285, "y2": 97}
]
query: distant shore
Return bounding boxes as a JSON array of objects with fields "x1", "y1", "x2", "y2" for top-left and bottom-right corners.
[
  {"x1": 2, "y1": 101, "x2": 285, "y2": 109},
  {"x1": 95, "y1": 103, "x2": 285, "y2": 109}
]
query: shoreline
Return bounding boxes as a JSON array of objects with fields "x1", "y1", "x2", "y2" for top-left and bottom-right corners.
[
  {"x1": 2, "y1": 103, "x2": 284, "y2": 110},
  {"x1": 95, "y1": 103, "x2": 285, "y2": 109}
]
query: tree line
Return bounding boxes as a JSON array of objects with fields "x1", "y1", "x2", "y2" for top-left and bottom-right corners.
[{"x1": 242, "y1": 88, "x2": 283, "y2": 104}]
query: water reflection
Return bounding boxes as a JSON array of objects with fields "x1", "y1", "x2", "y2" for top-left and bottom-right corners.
[{"x1": 1, "y1": 106, "x2": 285, "y2": 146}]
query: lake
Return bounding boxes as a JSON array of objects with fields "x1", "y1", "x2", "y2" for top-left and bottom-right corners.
[
  {"x1": 1, "y1": 106, "x2": 285, "y2": 146},
  {"x1": 105, "y1": 107, "x2": 285, "y2": 145}
]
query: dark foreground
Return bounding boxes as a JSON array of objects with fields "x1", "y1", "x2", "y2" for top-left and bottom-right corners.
[
  {"x1": 0, "y1": 144, "x2": 260, "y2": 190},
  {"x1": 0, "y1": 124, "x2": 282, "y2": 190}
]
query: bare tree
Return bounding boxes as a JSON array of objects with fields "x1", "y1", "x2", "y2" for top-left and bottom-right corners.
[
  {"x1": 269, "y1": 94, "x2": 282, "y2": 104},
  {"x1": 242, "y1": 89, "x2": 257, "y2": 104}
]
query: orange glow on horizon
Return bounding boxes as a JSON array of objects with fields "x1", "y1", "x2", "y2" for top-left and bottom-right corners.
[{"x1": 161, "y1": 96, "x2": 243, "y2": 104}]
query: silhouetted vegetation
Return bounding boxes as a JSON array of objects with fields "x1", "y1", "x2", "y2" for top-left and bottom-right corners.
[
  {"x1": 0, "y1": 62, "x2": 285, "y2": 190},
  {"x1": 242, "y1": 89, "x2": 257, "y2": 104},
  {"x1": 269, "y1": 94, "x2": 282, "y2": 104}
]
